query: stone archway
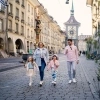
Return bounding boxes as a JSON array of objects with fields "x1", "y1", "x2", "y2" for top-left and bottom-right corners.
[
  {"x1": 0, "y1": 38, "x2": 4, "y2": 49},
  {"x1": 8, "y1": 38, "x2": 14, "y2": 53},
  {"x1": 15, "y1": 39, "x2": 24, "y2": 53}
]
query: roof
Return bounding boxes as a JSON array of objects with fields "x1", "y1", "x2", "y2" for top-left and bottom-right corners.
[
  {"x1": 78, "y1": 35, "x2": 92, "y2": 40},
  {"x1": 64, "y1": 16, "x2": 80, "y2": 26}
]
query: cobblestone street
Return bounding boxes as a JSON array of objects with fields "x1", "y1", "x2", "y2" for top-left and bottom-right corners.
[{"x1": 0, "y1": 54, "x2": 99, "y2": 100}]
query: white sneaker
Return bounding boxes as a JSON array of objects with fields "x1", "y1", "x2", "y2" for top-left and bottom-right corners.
[
  {"x1": 73, "y1": 78, "x2": 77, "y2": 83},
  {"x1": 40, "y1": 81, "x2": 43, "y2": 85},
  {"x1": 29, "y1": 82, "x2": 32, "y2": 86},
  {"x1": 52, "y1": 81, "x2": 55, "y2": 84},
  {"x1": 68, "y1": 80, "x2": 72, "y2": 84}
]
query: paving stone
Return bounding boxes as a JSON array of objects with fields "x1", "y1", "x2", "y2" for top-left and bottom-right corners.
[{"x1": 0, "y1": 55, "x2": 99, "y2": 100}]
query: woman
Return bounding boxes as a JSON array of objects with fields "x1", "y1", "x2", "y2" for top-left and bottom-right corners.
[{"x1": 33, "y1": 42, "x2": 49, "y2": 86}]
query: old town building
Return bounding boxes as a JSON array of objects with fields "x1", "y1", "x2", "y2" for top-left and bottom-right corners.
[
  {"x1": 78, "y1": 34, "x2": 91, "y2": 52},
  {"x1": 86, "y1": 0, "x2": 100, "y2": 54},
  {"x1": 0, "y1": 0, "x2": 65, "y2": 57}
]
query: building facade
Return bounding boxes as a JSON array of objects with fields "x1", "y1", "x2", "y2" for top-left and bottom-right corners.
[
  {"x1": 86, "y1": 0, "x2": 100, "y2": 54},
  {"x1": 64, "y1": 0, "x2": 80, "y2": 47},
  {"x1": 0, "y1": 0, "x2": 65, "y2": 56},
  {"x1": 78, "y1": 35, "x2": 91, "y2": 52}
]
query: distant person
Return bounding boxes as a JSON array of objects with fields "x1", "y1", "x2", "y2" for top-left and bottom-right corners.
[
  {"x1": 64, "y1": 39, "x2": 79, "y2": 84},
  {"x1": 47, "y1": 54, "x2": 59, "y2": 86},
  {"x1": 25, "y1": 56, "x2": 38, "y2": 86},
  {"x1": 33, "y1": 42, "x2": 49, "y2": 86}
]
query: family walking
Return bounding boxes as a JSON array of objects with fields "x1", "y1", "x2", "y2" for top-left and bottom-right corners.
[{"x1": 25, "y1": 39, "x2": 79, "y2": 86}]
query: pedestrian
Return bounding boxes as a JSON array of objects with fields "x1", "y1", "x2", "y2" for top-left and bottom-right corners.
[
  {"x1": 25, "y1": 56, "x2": 38, "y2": 86},
  {"x1": 47, "y1": 54, "x2": 59, "y2": 85},
  {"x1": 64, "y1": 39, "x2": 79, "y2": 84},
  {"x1": 33, "y1": 42, "x2": 49, "y2": 86}
]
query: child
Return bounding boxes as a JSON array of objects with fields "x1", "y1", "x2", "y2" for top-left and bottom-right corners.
[
  {"x1": 47, "y1": 54, "x2": 59, "y2": 85},
  {"x1": 25, "y1": 56, "x2": 38, "y2": 86}
]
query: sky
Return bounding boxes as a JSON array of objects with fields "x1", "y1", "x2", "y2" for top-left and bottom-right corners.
[{"x1": 38, "y1": 0, "x2": 92, "y2": 35}]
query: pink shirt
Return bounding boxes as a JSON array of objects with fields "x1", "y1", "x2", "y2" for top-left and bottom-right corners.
[
  {"x1": 64, "y1": 45, "x2": 79, "y2": 61},
  {"x1": 48, "y1": 60, "x2": 59, "y2": 70}
]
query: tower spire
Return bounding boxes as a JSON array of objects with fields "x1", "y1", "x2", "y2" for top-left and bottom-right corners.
[{"x1": 70, "y1": 0, "x2": 74, "y2": 16}]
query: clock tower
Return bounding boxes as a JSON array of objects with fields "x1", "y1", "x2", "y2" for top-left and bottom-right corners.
[{"x1": 64, "y1": 0, "x2": 81, "y2": 47}]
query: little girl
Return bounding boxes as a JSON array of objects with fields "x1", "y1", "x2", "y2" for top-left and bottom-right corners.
[
  {"x1": 25, "y1": 56, "x2": 38, "y2": 86},
  {"x1": 47, "y1": 54, "x2": 59, "y2": 85}
]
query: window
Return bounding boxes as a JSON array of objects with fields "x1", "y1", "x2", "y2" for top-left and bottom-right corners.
[
  {"x1": 9, "y1": 3, "x2": 13, "y2": 13},
  {"x1": 28, "y1": 17, "x2": 30, "y2": 24},
  {"x1": 28, "y1": 4, "x2": 30, "y2": 12},
  {"x1": 0, "y1": 3, "x2": 1, "y2": 10},
  {"x1": 8, "y1": 20, "x2": 12, "y2": 29},
  {"x1": 22, "y1": 0, "x2": 24, "y2": 5},
  {"x1": 0, "y1": 19, "x2": 3, "y2": 31},
  {"x1": 31, "y1": 7, "x2": 33, "y2": 15},
  {"x1": 22, "y1": 12, "x2": 24, "y2": 19},
  {"x1": 16, "y1": 8, "x2": 19, "y2": 16},
  {"x1": 21, "y1": 26, "x2": 24, "y2": 34},
  {"x1": 16, "y1": 23, "x2": 18, "y2": 32},
  {"x1": 31, "y1": 19, "x2": 33, "y2": 26},
  {"x1": 27, "y1": 29, "x2": 29, "y2": 36},
  {"x1": 0, "y1": 3, "x2": 5, "y2": 11},
  {"x1": 31, "y1": 31, "x2": 33, "y2": 38}
]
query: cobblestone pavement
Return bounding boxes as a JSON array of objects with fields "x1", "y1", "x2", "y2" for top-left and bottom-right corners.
[
  {"x1": 0, "y1": 57, "x2": 23, "y2": 72},
  {"x1": 0, "y1": 54, "x2": 99, "y2": 100}
]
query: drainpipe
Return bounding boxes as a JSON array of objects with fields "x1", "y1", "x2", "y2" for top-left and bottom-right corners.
[{"x1": 5, "y1": 0, "x2": 9, "y2": 54}]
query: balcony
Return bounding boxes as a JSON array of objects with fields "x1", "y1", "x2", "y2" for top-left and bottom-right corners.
[
  {"x1": 16, "y1": 0, "x2": 20, "y2": 5},
  {"x1": 0, "y1": 9, "x2": 5, "y2": 14},
  {"x1": 21, "y1": 33, "x2": 24, "y2": 36},
  {"x1": 21, "y1": 19, "x2": 24, "y2": 24},
  {"x1": 27, "y1": 36, "x2": 30, "y2": 38},
  {"x1": 21, "y1": 4, "x2": 25, "y2": 8},
  {"x1": 28, "y1": 23, "x2": 30, "y2": 26},
  {"x1": 8, "y1": 29, "x2": 12, "y2": 32},
  {"x1": 31, "y1": 37, "x2": 34, "y2": 39},
  {"x1": 15, "y1": 31, "x2": 19, "y2": 34},
  {"x1": 15, "y1": 16, "x2": 19, "y2": 21},
  {"x1": 8, "y1": 12, "x2": 13, "y2": 18}
]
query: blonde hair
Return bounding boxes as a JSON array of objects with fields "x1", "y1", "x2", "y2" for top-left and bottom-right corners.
[
  {"x1": 27, "y1": 56, "x2": 34, "y2": 62},
  {"x1": 38, "y1": 42, "x2": 44, "y2": 47}
]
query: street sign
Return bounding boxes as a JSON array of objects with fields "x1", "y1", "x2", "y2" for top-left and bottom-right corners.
[{"x1": 0, "y1": 0, "x2": 5, "y2": 6}]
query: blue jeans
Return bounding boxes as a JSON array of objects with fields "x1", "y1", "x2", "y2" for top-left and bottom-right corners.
[
  {"x1": 39, "y1": 58, "x2": 46, "y2": 81},
  {"x1": 52, "y1": 68, "x2": 57, "y2": 82},
  {"x1": 67, "y1": 61, "x2": 76, "y2": 80}
]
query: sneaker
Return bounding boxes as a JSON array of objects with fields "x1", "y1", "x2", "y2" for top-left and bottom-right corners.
[
  {"x1": 73, "y1": 78, "x2": 77, "y2": 83},
  {"x1": 68, "y1": 80, "x2": 72, "y2": 84},
  {"x1": 29, "y1": 82, "x2": 32, "y2": 86},
  {"x1": 52, "y1": 81, "x2": 55, "y2": 84},
  {"x1": 53, "y1": 81, "x2": 56, "y2": 86},
  {"x1": 40, "y1": 81, "x2": 43, "y2": 86}
]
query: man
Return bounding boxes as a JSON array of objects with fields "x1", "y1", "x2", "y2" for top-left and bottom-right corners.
[{"x1": 64, "y1": 39, "x2": 79, "y2": 84}]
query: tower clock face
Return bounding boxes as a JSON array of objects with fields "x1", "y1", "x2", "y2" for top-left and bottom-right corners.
[{"x1": 68, "y1": 26, "x2": 77, "y2": 39}]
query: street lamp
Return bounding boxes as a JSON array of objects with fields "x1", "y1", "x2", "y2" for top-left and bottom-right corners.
[{"x1": 66, "y1": 0, "x2": 69, "y2": 4}]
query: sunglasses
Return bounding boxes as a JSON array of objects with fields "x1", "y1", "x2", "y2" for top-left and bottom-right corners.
[{"x1": 70, "y1": 47, "x2": 72, "y2": 50}]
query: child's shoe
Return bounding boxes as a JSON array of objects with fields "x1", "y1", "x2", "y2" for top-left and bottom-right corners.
[{"x1": 29, "y1": 82, "x2": 32, "y2": 86}]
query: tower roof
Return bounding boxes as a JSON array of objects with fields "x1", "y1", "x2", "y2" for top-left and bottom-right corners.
[
  {"x1": 64, "y1": 0, "x2": 80, "y2": 26},
  {"x1": 70, "y1": 0, "x2": 74, "y2": 16},
  {"x1": 64, "y1": 15, "x2": 80, "y2": 25}
]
